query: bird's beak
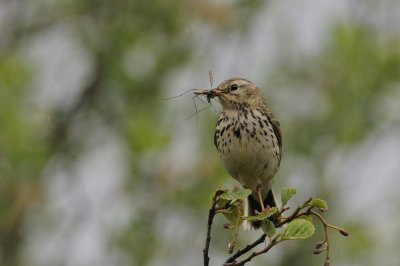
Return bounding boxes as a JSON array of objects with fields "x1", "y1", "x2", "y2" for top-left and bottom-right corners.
[{"x1": 213, "y1": 88, "x2": 223, "y2": 96}]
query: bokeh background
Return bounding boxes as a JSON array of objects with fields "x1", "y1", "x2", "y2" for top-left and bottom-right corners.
[{"x1": 1, "y1": 0, "x2": 400, "y2": 265}]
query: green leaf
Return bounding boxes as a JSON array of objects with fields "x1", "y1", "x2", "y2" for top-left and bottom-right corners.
[
  {"x1": 245, "y1": 207, "x2": 277, "y2": 221},
  {"x1": 297, "y1": 215, "x2": 313, "y2": 223},
  {"x1": 209, "y1": 188, "x2": 228, "y2": 204},
  {"x1": 261, "y1": 219, "x2": 276, "y2": 237},
  {"x1": 281, "y1": 187, "x2": 298, "y2": 207},
  {"x1": 281, "y1": 219, "x2": 315, "y2": 240},
  {"x1": 217, "y1": 206, "x2": 243, "y2": 226},
  {"x1": 220, "y1": 189, "x2": 252, "y2": 201},
  {"x1": 309, "y1": 198, "x2": 328, "y2": 210}
]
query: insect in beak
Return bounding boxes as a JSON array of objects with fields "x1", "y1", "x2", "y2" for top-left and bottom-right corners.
[
  {"x1": 194, "y1": 88, "x2": 222, "y2": 103},
  {"x1": 194, "y1": 89, "x2": 214, "y2": 103}
]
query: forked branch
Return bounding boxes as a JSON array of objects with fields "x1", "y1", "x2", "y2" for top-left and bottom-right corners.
[{"x1": 203, "y1": 188, "x2": 349, "y2": 266}]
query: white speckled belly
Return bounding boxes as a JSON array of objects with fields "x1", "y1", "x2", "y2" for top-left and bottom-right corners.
[{"x1": 215, "y1": 109, "x2": 280, "y2": 199}]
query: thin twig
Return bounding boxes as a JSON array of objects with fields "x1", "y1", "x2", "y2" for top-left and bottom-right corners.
[
  {"x1": 224, "y1": 233, "x2": 267, "y2": 264},
  {"x1": 310, "y1": 210, "x2": 330, "y2": 265},
  {"x1": 225, "y1": 197, "x2": 312, "y2": 265},
  {"x1": 218, "y1": 196, "x2": 348, "y2": 266},
  {"x1": 228, "y1": 205, "x2": 243, "y2": 254},
  {"x1": 224, "y1": 206, "x2": 302, "y2": 264},
  {"x1": 203, "y1": 193, "x2": 219, "y2": 266},
  {"x1": 226, "y1": 234, "x2": 281, "y2": 266}
]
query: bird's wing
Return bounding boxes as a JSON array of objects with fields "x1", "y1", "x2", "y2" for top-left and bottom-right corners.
[
  {"x1": 270, "y1": 115, "x2": 282, "y2": 151},
  {"x1": 267, "y1": 111, "x2": 283, "y2": 164}
]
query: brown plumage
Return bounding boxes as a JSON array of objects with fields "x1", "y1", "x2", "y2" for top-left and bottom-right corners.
[{"x1": 209, "y1": 78, "x2": 282, "y2": 229}]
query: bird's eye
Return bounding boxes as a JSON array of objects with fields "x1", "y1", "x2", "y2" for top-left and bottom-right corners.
[{"x1": 230, "y1": 84, "x2": 239, "y2": 91}]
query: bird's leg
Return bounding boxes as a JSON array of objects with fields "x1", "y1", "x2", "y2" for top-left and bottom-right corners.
[{"x1": 256, "y1": 184, "x2": 265, "y2": 211}]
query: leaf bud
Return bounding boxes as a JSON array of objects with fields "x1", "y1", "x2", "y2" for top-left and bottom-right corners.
[{"x1": 339, "y1": 229, "x2": 349, "y2": 236}]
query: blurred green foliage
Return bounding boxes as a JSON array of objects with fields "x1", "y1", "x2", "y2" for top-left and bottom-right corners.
[
  {"x1": 1, "y1": 1, "x2": 264, "y2": 265},
  {"x1": 282, "y1": 25, "x2": 400, "y2": 155},
  {"x1": 0, "y1": 54, "x2": 49, "y2": 266},
  {"x1": 270, "y1": 23, "x2": 400, "y2": 266}
]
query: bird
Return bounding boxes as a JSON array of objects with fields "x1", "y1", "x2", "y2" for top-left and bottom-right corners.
[{"x1": 208, "y1": 78, "x2": 282, "y2": 229}]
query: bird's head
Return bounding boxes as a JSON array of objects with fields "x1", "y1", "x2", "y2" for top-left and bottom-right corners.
[{"x1": 211, "y1": 78, "x2": 264, "y2": 110}]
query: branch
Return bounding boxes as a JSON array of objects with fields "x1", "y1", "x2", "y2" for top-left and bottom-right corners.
[
  {"x1": 205, "y1": 188, "x2": 349, "y2": 266},
  {"x1": 224, "y1": 232, "x2": 266, "y2": 264},
  {"x1": 225, "y1": 198, "x2": 312, "y2": 265},
  {"x1": 225, "y1": 234, "x2": 281, "y2": 266},
  {"x1": 50, "y1": 60, "x2": 103, "y2": 151},
  {"x1": 202, "y1": 192, "x2": 220, "y2": 266},
  {"x1": 309, "y1": 210, "x2": 348, "y2": 266},
  {"x1": 228, "y1": 205, "x2": 242, "y2": 254}
]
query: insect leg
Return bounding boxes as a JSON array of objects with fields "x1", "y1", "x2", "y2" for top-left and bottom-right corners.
[{"x1": 163, "y1": 89, "x2": 199, "y2": 100}]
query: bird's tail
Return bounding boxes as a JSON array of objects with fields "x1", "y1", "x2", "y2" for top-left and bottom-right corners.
[{"x1": 243, "y1": 190, "x2": 277, "y2": 230}]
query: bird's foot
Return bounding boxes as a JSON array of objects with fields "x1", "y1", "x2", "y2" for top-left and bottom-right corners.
[{"x1": 255, "y1": 184, "x2": 266, "y2": 211}]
